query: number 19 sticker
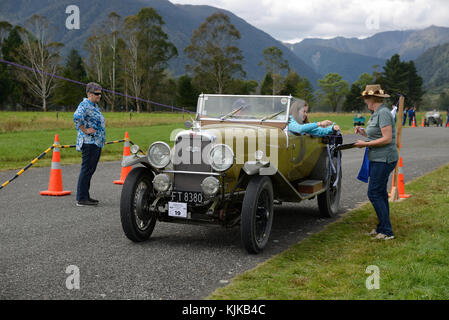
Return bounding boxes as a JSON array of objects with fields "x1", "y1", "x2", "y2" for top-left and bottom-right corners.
[{"x1": 168, "y1": 202, "x2": 187, "y2": 218}]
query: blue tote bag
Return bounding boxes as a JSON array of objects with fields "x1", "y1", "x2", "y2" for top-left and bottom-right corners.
[{"x1": 357, "y1": 148, "x2": 370, "y2": 183}]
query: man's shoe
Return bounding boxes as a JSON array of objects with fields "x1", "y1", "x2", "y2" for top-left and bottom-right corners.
[
  {"x1": 88, "y1": 197, "x2": 99, "y2": 204},
  {"x1": 367, "y1": 229, "x2": 378, "y2": 236},
  {"x1": 76, "y1": 200, "x2": 98, "y2": 207},
  {"x1": 373, "y1": 233, "x2": 395, "y2": 240}
]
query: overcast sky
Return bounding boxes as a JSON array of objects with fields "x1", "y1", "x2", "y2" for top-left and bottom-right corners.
[{"x1": 173, "y1": 0, "x2": 449, "y2": 43}]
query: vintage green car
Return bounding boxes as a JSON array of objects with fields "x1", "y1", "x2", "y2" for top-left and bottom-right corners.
[{"x1": 120, "y1": 94, "x2": 343, "y2": 253}]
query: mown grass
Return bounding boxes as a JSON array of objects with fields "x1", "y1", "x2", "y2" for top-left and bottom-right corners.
[
  {"x1": 0, "y1": 111, "x2": 429, "y2": 171},
  {"x1": 0, "y1": 111, "x2": 187, "y2": 133},
  {"x1": 209, "y1": 164, "x2": 449, "y2": 300},
  {"x1": 0, "y1": 124, "x2": 185, "y2": 171}
]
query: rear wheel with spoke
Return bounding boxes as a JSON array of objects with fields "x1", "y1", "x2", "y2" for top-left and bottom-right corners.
[{"x1": 318, "y1": 150, "x2": 342, "y2": 218}]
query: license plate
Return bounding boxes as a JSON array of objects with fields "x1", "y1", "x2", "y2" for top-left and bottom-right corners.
[
  {"x1": 168, "y1": 202, "x2": 187, "y2": 218},
  {"x1": 170, "y1": 191, "x2": 203, "y2": 204}
]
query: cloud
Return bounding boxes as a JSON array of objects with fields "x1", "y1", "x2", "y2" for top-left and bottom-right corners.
[{"x1": 172, "y1": 0, "x2": 449, "y2": 42}]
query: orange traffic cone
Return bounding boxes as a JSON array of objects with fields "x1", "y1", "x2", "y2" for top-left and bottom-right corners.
[
  {"x1": 390, "y1": 157, "x2": 411, "y2": 199},
  {"x1": 114, "y1": 132, "x2": 132, "y2": 185},
  {"x1": 421, "y1": 118, "x2": 425, "y2": 127},
  {"x1": 412, "y1": 117, "x2": 417, "y2": 128},
  {"x1": 40, "y1": 134, "x2": 71, "y2": 196}
]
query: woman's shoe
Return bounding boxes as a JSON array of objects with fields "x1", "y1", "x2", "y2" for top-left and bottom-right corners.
[
  {"x1": 373, "y1": 233, "x2": 395, "y2": 240},
  {"x1": 88, "y1": 197, "x2": 99, "y2": 204}
]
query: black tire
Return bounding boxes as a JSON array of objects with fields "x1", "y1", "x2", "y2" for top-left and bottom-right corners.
[
  {"x1": 120, "y1": 167, "x2": 157, "y2": 242},
  {"x1": 317, "y1": 152, "x2": 342, "y2": 218},
  {"x1": 240, "y1": 176, "x2": 274, "y2": 254}
]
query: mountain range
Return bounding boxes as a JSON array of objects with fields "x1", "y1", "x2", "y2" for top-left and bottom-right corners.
[
  {"x1": 285, "y1": 26, "x2": 449, "y2": 85},
  {"x1": 1, "y1": 0, "x2": 449, "y2": 89},
  {"x1": 0, "y1": 0, "x2": 320, "y2": 84},
  {"x1": 415, "y1": 42, "x2": 449, "y2": 91}
]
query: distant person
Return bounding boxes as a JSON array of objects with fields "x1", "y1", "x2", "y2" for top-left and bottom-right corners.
[
  {"x1": 354, "y1": 84, "x2": 398, "y2": 240},
  {"x1": 288, "y1": 99, "x2": 340, "y2": 136},
  {"x1": 73, "y1": 82, "x2": 105, "y2": 207},
  {"x1": 445, "y1": 105, "x2": 449, "y2": 127},
  {"x1": 408, "y1": 106, "x2": 416, "y2": 126},
  {"x1": 403, "y1": 107, "x2": 409, "y2": 126}
]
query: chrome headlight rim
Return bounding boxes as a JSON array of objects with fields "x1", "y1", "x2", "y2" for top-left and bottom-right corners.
[
  {"x1": 130, "y1": 144, "x2": 140, "y2": 155},
  {"x1": 201, "y1": 176, "x2": 220, "y2": 197},
  {"x1": 153, "y1": 173, "x2": 171, "y2": 193},
  {"x1": 209, "y1": 144, "x2": 234, "y2": 172},
  {"x1": 147, "y1": 141, "x2": 171, "y2": 169}
]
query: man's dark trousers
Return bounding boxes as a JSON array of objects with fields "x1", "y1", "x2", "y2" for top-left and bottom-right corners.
[{"x1": 76, "y1": 143, "x2": 102, "y2": 201}]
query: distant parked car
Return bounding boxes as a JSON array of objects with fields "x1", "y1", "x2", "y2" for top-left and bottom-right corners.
[
  {"x1": 353, "y1": 114, "x2": 366, "y2": 126},
  {"x1": 424, "y1": 110, "x2": 443, "y2": 127}
]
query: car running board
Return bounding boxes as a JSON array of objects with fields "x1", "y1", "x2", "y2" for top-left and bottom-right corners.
[{"x1": 272, "y1": 171, "x2": 326, "y2": 202}]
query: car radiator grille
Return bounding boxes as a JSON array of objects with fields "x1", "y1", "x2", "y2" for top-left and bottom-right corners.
[{"x1": 173, "y1": 134, "x2": 213, "y2": 192}]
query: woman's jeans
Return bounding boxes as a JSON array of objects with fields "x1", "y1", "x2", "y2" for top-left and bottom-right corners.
[
  {"x1": 368, "y1": 161, "x2": 397, "y2": 236},
  {"x1": 76, "y1": 143, "x2": 102, "y2": 201}
]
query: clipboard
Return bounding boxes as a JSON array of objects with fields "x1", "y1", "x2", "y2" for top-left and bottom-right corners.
[{"x1": 336, "y1": 143, "x2": 356, "y2": 151}]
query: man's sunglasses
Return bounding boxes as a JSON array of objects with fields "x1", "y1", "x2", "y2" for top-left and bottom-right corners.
[{"x1": 91, "y1": 92, "x2": 102, "y2": 96}]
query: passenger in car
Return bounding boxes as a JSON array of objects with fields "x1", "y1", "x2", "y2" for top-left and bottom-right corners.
[{"x1": 288, "y1": 99, "x2": 340, "y2": 136}]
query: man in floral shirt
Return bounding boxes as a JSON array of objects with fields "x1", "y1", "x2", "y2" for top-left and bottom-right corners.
[{"x1": 73, "y1": 82, "x2": 106, "y2": 206}]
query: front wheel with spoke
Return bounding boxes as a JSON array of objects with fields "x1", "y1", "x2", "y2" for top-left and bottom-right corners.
[
  {"x1": 120, "y1": 167, "x2": 157, "y2": 242},
  {"x1": 240, "y1": 176, "x2": 274, "y2": 254}
]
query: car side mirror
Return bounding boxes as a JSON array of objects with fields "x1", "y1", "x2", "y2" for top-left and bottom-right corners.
[{"x1": 184, "y1": 121, "x2": 193, "y2": 129}]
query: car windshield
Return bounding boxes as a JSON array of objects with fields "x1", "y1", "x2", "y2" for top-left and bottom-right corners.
[{"x1": 198, "y1": 95, "x2": 290, "y2": 122}]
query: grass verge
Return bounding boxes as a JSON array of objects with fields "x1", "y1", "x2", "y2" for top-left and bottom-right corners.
[{"x1": 209, "y1": 164, "x2": 449, "y2": 300}]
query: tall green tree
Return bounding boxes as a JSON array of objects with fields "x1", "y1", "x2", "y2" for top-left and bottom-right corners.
[
  {"x1": 117, "y1": 8, "x2": 177, "y2": 112},
  {"x1": 185, "y1": 12, "x2": 245, "y2": 94},
  {"x1": 0, "y1": 21, "x2": 13, "y2": 108},
  {"x1": 318, "y1": 73, "x2": 348, "y2": 112},
  {"x1": 53, "y1": 49, "x2": 87, "y2": 108},
  {"x1": 260, "y1": 73, "x2": 273, "y2": 95},
  {"x1": 17, "y1": 15, "x2": 64, "y2": 111},
  {"x1": 379, "y1": 54, "x2": 424, "y2": 108},
  {"x1": 102, "y1": 12, "x2": 123, "y2": 111},
  {"x1": 296, "y1": 77, "x2": 315, "y2": 108},
  {"x1": 259, "y1": 46, "x2": 289, "y2": 95},
  {"x1": 135, "y1": 8, "x2": 177, "y2": 111},
  {"x1": 343, "y1": 84, "x2": 365, "y2": 112},
  {"x1": 280, "y1": 70, "x2": 301, "y2": 96},
  {"x1": 343, "y1": 73, "x2": 374, "y2": 112},
  {"x1": 176, "y1": 75, "x2": 199, "y2": 111},
  {"x1": 380, "y1": 54, "x2": 409, "y2": 97},
  {"x1": 405, "y1": 61, "x2": 424, "y2": 107},
  {"x1": 226, "y1": 79, "x2": 258, "y2": 95}
]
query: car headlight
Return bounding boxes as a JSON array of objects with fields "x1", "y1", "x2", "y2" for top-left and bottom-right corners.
[
  {"x1": 130, "y1": 144, "x2": 140, "y2": 155},
  {"x1": 148, "y1": 142, "x2": 171, "y2": 169},
  {"x1": 201, "y1": 176, "x2": 220, "y2": 197},
  {"x1": 209, "y1": 144, "x2": 234, "y2": 172},
  {"x1": 153, "y1": 174, "x2": 171, "y2": 192}
]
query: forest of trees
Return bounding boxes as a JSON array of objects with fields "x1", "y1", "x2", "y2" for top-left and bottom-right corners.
[{"x1": 0, "y1": 8, "x2": 427, "y2": 113}]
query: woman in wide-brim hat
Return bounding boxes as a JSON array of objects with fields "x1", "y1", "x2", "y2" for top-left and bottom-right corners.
[{"x1": 354, "y1": 84, "x2": 398, "y2": 240}]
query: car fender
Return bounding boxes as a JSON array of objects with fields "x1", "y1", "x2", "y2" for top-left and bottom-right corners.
[{"x1": 121, "y1": 154, "x2": 151, "y2": 168}]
